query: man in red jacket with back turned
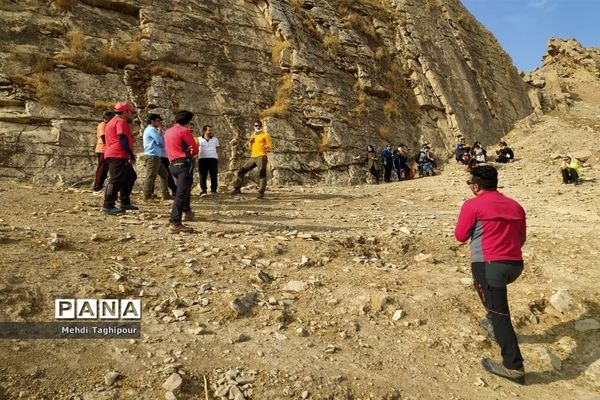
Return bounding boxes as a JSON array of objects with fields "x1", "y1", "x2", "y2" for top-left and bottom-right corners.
[
  {"x1": 455, "y1": 165, "x2": 526, "y2": 385},
  {"x1": 164, "y1": 110, "x2": 199, "y2": 234}
]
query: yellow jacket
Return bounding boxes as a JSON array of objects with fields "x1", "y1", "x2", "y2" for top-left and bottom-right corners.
[
  {"x1": 249, "y1": 131, "x2": 272, "y2": 157},
  {"x1": 569, "y1": 158, "x2": 581, "y2": 177},
  {"x1": 560, "y1": 158, "x2": 582, "y2": 177}
]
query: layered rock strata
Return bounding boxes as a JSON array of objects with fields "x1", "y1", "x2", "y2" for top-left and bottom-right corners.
[{"x1": 0, "y1": 0, "x2": 532, "y2": 185}]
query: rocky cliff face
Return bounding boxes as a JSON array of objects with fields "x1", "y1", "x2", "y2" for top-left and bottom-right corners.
[
  {"x1": 0, "y1": 0, "x2": 532, "y2": 186},
  {"x1": 524, "y1": 38, "x2": 600, "y2": 114}
]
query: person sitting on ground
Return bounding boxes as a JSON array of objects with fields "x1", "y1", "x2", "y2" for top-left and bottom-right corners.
[
  {"x1": 393, "y1": 144, "x2": 411, "y2": 180},
  {"x1": 380, "y1": 144, "x2": 394, "y2": 182},
  {"x1": 559, "y1": 155, "x2": 581, "y2": 185},
  {"x1": 469, "y1": 142, "x2": 487, "y2": 167},
  {"x1": 416, "y1": 144, "x2": 436, "y2": 176},
  {"x1": 354, "y1": 145, "x2": 382, "y2": 184},
  {"x1": 456, "y1": 137, "x2": 471, "y2": 165},
  {"x1": 495, "y1": 141, "x2": 514, "y2": 163}
]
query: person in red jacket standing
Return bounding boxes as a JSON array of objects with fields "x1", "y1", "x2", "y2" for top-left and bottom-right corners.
[
  {"x1": 164, "y1": 110, "x2": 199, "y2": 234},
  {"x1": 455, "y1": 165, "x2": 526, "y2": 385},
  {"x1": 103, "y1": 102, "x2": 138, "y2": 214}
]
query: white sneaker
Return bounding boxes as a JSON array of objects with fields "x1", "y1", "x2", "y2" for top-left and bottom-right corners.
[{"x1": 92, "y1": 190, "x2": 104, "y2": 196}]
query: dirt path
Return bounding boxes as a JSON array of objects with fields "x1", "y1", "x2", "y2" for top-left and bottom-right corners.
[{"x1": 0, "y1": 102, "x2": 599, "y2": 400}]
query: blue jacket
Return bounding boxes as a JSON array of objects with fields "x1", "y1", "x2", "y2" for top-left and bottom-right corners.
[
  {"x1": 380, "y1": 147, "x2": 393, "y2": 165},
  {"x1": 143, "y1": 126, "x2": 166, "y2": 157}
]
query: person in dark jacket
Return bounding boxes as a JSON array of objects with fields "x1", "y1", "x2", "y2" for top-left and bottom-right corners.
[
  {"x1": 393, "y1": 144, "x2": 411, "y2": 180},
  {"x1": 496, "y1": 141, "x2": 514, "y2": 163},
  {"x1": 380, "y1": 144, "x2": 394, "y2": 182}
]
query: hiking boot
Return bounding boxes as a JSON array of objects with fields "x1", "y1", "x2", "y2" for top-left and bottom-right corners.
[
  {"x1": 480, "y1": 317, "x2": 497, "y2": 342},
  {"x1": 170, "y1": 224, "x2": 194, "y2": 234},
  {"x1": 119, "y1": 203, "x2": 139, "y2": 211},
  {"x1": 102, "y1": 207, "x2": 125, "y2": 215},
  {"x1": 182, "y1": 210, "x2": 195, "y2": 222},
  {"x1": 256, "y1": 192, "x2": 264, "y2": 199},
  {"x1": 481, "y1": 358, "x2": 525, "y2": 385},
  {"x1": 161, "y1": 193, "x2": 173, "y2": 201},
  {"x1": 231, "y1": 188, "x2": 242, "y2": 195}
]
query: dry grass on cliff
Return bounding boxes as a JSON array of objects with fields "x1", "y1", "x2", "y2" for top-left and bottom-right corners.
[
  {"x1": 323, "y1": 33, "x2": 342, "y2": 60},
  {"x1": 93, "y1": 100, "x2": 116, "y2": 110},
  {"x1": 150, "y1": 65, "x2": 183, "y2": 81},
  {"x1": 377, "y1": 126, "x2": 391, "y2": 142},
  {"x1": 13, "y1": 74, "x2": 58, "y2": 106},
  {"x1": 53, "y1": 0, "x2": 75, "y2": 11},
  {"x1": 271, "y1": 37, "x2": 289, "y2": 65},
  {"x1": 100, "y1": 42, "x2": 142, "y2": 68},
  {"x1": 10, "y1": 54, "x2": 57, "y2": 105},
  {"x1": 55, "y1": 29, "x2": 105, "y2": 74},
  {"x1": 260, "y1": 74, "x2": 293, "y2": 118}
]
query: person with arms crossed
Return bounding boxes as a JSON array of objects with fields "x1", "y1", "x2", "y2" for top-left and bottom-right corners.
[
  {"x1": 197, "y1": 125, "x2": 220, "y2": 195},
  {"x1": 164, "y1": 110, "x2": 199, "y2": 234},
  {"x1": 102, "y1": 102, "x2": 138, "y2": 214},
  {"x1": 454, "y1": 165, "x2": 526, "y2": 384}
]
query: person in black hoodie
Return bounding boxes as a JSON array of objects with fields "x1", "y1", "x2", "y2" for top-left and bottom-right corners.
[
  {"x1": 496, "y1": 141, "x2": 514, "y2": 163},
  {"x1": 393, "y1": 144, "x2": 411, "y2": 180},
  {"x1": 380, "y1": 144, "x2": 394, "y2": 182}
]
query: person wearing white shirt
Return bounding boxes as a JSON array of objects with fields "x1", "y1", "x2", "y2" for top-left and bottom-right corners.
[{"x1": 198, "y1": 125, "x2": 220, "y2": 195}]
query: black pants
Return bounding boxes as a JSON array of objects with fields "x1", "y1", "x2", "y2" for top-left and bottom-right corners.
[
  {"x1": 169, "y1": 161, "x2": 193, "y2": 224},
  {"x1": 393, "y1": 160, "x2": 410, "y2": 180},
  {"x1": 368, "y1": 165, "x2": 380, "y2": 183},
  {"x1": 383, "y1": 162, "x2": 393, "y2": 182},
  {"x1": 472, "y1": 261, "x2": 524, "y2": 370},
  {"x1": 198, "y1": 158, "x2": 218, "y2": 193},
  {"x1": 561, "y1": 168, "x2": 579, "y2": 183},
  {"x1": 161, "y1": 157, "x2": 177, "y2": 195},
  {"x1": 497, "y1": 155, "x2": 510, "y2": 163},
  {"x1": 93, "y1": 153, "x2": 108, "y2": 191},
  {"x1": 103, "y1": 158, "x2": 136, "y2": 208}
]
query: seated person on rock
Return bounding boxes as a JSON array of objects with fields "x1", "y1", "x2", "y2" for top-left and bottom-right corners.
[
  {"x1": 455, "y1": 137, "x2": 467, "y2": 163},
  {"x1": 469, "y1": 142, "x2": 487, "y2": 167},
  {"x1": 416, "y1": 144, "x2": 436, "y2": 176},
  {"x1": 495, "y1": 141, "x2": 514, "y2": 163},
  {"x1": 559, "y1": 155, "x2": 581, "y2": 185}
]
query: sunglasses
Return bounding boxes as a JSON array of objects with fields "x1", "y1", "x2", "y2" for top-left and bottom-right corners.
[
  {"x1": 254, "y1": 125, "x2": 261, "y2": 128},
  {"x1": 466, "y1": 180, "x2": 475, "y2": 185}
]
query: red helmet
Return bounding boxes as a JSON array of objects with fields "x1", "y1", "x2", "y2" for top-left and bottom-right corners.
[{"x1": 113, "y1": 102, "x2": 136, "y2": 113}]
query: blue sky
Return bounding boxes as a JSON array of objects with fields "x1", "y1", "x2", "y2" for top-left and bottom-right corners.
[{"x1": 460, "y1": 0, "x2": 600, "y2": 72}]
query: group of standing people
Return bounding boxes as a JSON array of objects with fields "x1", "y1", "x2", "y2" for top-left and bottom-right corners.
[
  {"x1": 356, "y1": 143, "x2": 413, "y2": 184},
  {"x1": 92, "y1": 102, "x2": 272, "y2": 233}
]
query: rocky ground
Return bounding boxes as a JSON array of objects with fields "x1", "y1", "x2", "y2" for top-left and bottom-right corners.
[{"x1": 1, "y1": 100, "x2": 600, "y2": 400}]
